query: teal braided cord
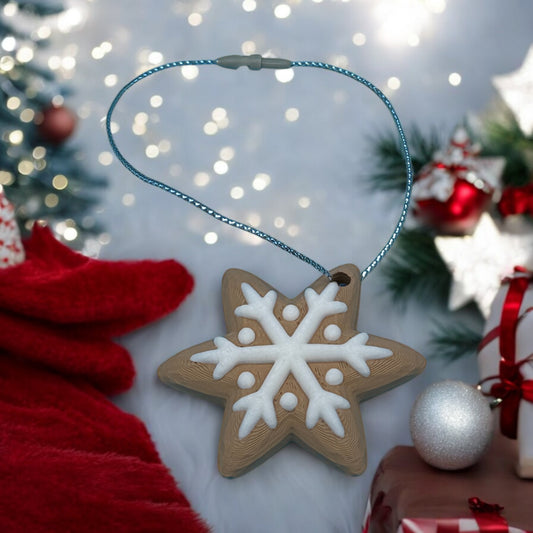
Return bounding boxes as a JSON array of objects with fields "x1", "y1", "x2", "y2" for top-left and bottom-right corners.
[{"x1": 106, "y1": 58, "x2": 413, "y2": 281}]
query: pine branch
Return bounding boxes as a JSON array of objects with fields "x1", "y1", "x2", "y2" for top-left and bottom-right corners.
[
  {"x1": 429, "y1": 320, "x2": 484, "y2": 361},
  {"x1": 379, "y1": 228, "x2": 451, "y2": 306},
  {"x1": 481, "y1": 115, "x2": 533, "y2": 187},
  {"x1": 365, "y1": 125, "x2": 443, "y2": 192}
]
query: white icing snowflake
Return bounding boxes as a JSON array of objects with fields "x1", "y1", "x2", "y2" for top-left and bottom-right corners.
[{"x1": 191, "y1": 282, "x2": 392, "y2": 439}]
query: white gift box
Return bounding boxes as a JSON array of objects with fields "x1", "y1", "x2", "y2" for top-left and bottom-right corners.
[{"x1": 477, "y1": 269, "x2": 533, "y2": 478}]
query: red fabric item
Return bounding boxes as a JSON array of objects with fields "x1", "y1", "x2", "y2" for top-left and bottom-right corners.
[
  {"x1": 0, "y1": 226, "x2": 209, "y2": 532},
  {"x1": 0, "y1": 225, "x2": 194, "y2": 394}
]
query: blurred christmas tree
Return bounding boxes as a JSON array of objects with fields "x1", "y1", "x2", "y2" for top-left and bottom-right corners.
[{"x1": 0, "y1": 0, "x2": 106, "y2": 250}]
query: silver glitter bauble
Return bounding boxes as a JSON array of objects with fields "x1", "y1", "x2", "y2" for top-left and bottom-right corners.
[{"x1": 410, "y1": 380, "x2": 493, "y2": 470}]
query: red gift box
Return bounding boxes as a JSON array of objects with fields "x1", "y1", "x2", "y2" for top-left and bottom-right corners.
[{"x1": 363, "y1": 433, "x2": 533, "y2": 533}]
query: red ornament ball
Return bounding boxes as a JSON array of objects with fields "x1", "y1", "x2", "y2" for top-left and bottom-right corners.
[
  {"x1": 414, "y1": 179, "x2": 491, "y2": 235},
  {"x1": 36, "y1": 105, "x2": 77, "y2": 144}
]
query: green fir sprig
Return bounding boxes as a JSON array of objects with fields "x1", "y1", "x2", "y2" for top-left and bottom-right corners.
[
  {"x1": 429, "y1": 320, "x2": 484, "y2": 361},
  {"x1": 380, "y1": 228, "x2": 451, "y2": 306},
  {"x1": 365, "y1": 125, "x2": 443, "y2": 192},
  {"x1": 482, "y1": 115, "x2": 533, "y2": 186}
]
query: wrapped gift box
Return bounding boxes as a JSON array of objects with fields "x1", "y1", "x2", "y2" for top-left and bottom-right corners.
[
  {"x1": 477, "y1": 269, "x2": 533, "y2": 478},
  {"x1": 363, "y1": 432, "x2": 533, "y2": 532}
]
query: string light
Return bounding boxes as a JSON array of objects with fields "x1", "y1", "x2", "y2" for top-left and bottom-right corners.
[
  {"x1": 145, "y1": 144, "x2": 159, "y2": 158},
  {"x1": 231, "y1": 186, "x2": 244, "y2": 199},
  {"x1": 241, "y1": 41, "x2": 256, "y2": 54},
  {"x1": 98, "y1": 152, "x2": 113, "y2": 166},
  {"x1": 448, "y1": 72, "x2": 462, "y2": 86},
  {"x1": 247, "y1": 212, "x2": 261, "y2": 227},
  {"x1": 203, "y1": 121, "x2": 218, "y2": 135},
  {"x1": 181, "y1": 65, "x2": 199, "y2": 80},
  {"x1": 287, "y1": 224, "x2": 300, "y2": 237},
  {"x1": 219, "y1": 146, "x2": 235, "y2": 161},
  {"x1": 122, "y1": 193, "x2": 135, "y2": 206},
  {"x1": 32, "y1": 147, "x2": 46, "y2": 159},
  {"x1": 98, "y1": 233, "x2": 112, "y2": 245},
  {"x1": 274, "y1": 217, "x2": 285, "y2": 228},
  {"x1": 188, "y1": 13, "x2": 203, "y2": 26},
  {"x1": 204, "y1": 231, "x2": 218, "y2": 244},
  {"x1": 275, "y1": 69, "x2": 294, "y2": 83},
  {"x1": 213, "y1": 160, "x2": 229, "y2": 174},
  {"x1": 274, "y1": 4, "x2": 291, "y2": 18},
  {"x1": 104, "y1": 74, "x2": 118, "y2": 87},
  {"x1": 212, "y1": 107, "x2": 227, "y2": 121},
  {"x1": 52, "y1": 175, "x2": 69, "y2": 190},
  {"x1": 108, "y1": 121, "x2": 119, "y2": 134},
  {"x1": 52, "y1": 95, "x2": 64, "y2": 107},
  {"x1": 1, "y1": 36, "x2": 16, "y2": 51},
  {"x1": 252, "y1": 173, "x2": 271, "y2": 191},
  {"x1": 150, "y1": 94, "x2": 163, "y2": 107},
  {"x1": 0, "y1": 55, "x2": 15, "y2": 72},
  {"x1": 148, "y1": 51, "x2": 163, "y2": 64},
  {"x1": 242, "y1": 0, "x2": 257, "y2": 12},
  {"x1": 6, "y1": 96, "x2": 20, "y2": 110},
  {"x1": 285, "y1": 108, "x2": 299, "y2": 122},
  {"x1": 298, "y1": 196, "x2": 311, "y2": 208},
  {"x1": 352, "y1": 33, "x2": 366, "y2": 46},
  {"x1": 0, "y1": 171, "x2": 14, "y2": 186},
  {"x1": 57, "y1": 7, "x2": 85, "y2": 33},
  {"x1": 36, "y1": 26, "x2": 52, "y2": 39},
  {"x1": 8, "y1": 130, "x2": 23, "y2": 145},
  {"x1": 44, "y1": 193, "x2": 59, "y2": 208},
  {"x1": 3, "y1": 3, "x2": 18, "y2": 17},
  {"x1": 63, "y1": 227, "x2": 78, "y2": 241},
  {"x1": 20, "y1": 109, "x2": 34, "y2": 122},
  {"x1": 159, "y1": 139, "x2": 171, "y2": 153},
  {"x1": 374, "y1": 0, "x2": 446, "y2": 47},
  {"x1": 387, "y1": 76, "x2": 401, "y2": 90},
  {"x1": 18, "y1": 160, "x2": 33, "y2": 176},
  {"x1": 194, "y1": 172, "x2": 210, "y2": 187}
]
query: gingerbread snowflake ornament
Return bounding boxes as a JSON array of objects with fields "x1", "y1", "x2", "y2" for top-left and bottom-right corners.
[{"x1": 159, "y1": 264, "x2": 425, "y2": 477}]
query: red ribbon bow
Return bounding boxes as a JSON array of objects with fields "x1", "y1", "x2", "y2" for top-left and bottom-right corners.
[
  {"x1": 479, "y1": 267, "x2": 533, "y2": 439},
  {"x1": 465, "y1": 497, "x2": 508, "y2": 533}
]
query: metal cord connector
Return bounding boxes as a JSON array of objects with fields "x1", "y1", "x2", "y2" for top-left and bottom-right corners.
[{"x1": 216, "y1": 54, "x2": 293, "y2": 70}]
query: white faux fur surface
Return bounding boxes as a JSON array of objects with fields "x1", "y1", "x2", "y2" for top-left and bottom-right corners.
[{"x1": 54, "y1": 1, "x2": 533, "y2": 530}]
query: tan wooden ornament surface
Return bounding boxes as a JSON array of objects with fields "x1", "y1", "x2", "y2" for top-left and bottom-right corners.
[{"x1": 158, "y1": 264, "x2": 425, "y2": 477}]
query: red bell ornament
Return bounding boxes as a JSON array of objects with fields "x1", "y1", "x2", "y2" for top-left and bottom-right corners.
[{"x1": 412, "y1": 127, "x2": 504, "y2": 235}]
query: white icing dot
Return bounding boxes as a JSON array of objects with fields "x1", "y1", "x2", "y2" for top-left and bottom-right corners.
[
  {"x1": 279, "y1": 392, "x2": 298, "y2": 411},
  {"x1": 324, "y1": 324, "x2": 341, "y2": 341},
  {"x1": 237, "y1": 371, "x2": 255, "y2": 389},
  {"x1": 325, "y1": 368, "x2": 344, "y2": 386},
  {"x1": 282, "y1": 304, "x2": 300, "y2": 321},
  {"x1": 238, "y1": 327, "x2": 255, "y2": 345}
]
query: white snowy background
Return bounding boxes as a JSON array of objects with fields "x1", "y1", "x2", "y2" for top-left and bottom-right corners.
[{"x1": 44, "y1": 1, "x2": 533, "y2": 531}]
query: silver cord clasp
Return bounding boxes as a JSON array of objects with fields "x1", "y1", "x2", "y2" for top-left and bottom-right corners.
[{"x1": 216, "y1": 54, "x2": 292, "y2": 71}]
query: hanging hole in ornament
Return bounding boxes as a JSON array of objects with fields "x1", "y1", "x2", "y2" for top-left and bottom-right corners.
[{"x1": 331, "y1": 272, "x2": 351, "y2": 287}]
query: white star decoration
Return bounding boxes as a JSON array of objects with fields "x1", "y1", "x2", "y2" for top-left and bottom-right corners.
[
  {"x1": 493, "y1": 44, "x2": 533, "y2": 136},
  {"x1": 435, "y1": 213, "x2": 533, "y2": 318}
]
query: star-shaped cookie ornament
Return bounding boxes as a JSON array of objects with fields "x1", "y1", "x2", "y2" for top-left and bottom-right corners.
[{"x1": 159, "y1": 264, "x2": 425, "y2": 477}]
